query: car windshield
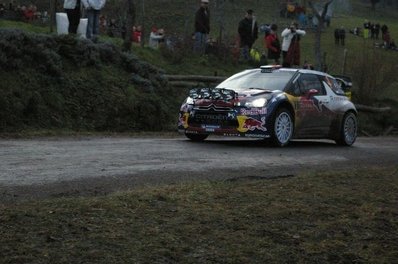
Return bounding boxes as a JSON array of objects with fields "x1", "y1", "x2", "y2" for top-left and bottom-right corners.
[{"x1": 217, "y1": 70, "x2": 296, "y2": 91}]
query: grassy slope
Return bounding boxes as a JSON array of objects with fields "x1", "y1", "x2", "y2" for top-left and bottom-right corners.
[{"x1": 1, "y1": 166, "x2": 397, "y2": 263}]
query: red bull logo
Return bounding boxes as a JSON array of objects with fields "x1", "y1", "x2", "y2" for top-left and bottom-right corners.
[{"x1": 237, "y1": 116, "x2": 267, "y2": 133}]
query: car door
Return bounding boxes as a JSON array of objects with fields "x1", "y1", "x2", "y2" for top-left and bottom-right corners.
[{"x1": 288, "y1": 73, "x2": 331, "y2": 137}]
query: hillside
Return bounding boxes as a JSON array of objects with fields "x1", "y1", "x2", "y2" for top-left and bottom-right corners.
[{"x1": 0, "y1": 29, "x2": 180, "y2": 132}]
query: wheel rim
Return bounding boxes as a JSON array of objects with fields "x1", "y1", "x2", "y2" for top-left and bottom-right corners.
[
  {"x1": 344, "y1": 114, "x2": 357, "y2": 145},
  {"x1": 275, "y1": 112, "x2": 293, "y2": 144}
]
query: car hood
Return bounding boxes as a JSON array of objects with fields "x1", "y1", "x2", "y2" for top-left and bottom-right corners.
[
  {"x1": 236, "y1": 88, "x2": 274, "y2": 97},
  {"x1": 188, "y1": 87, "x2": 276, "y2": 108}
]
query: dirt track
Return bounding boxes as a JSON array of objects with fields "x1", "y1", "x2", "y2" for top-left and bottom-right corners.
[{"x1": 1, "y1": 136, "x2": 397, "y2": 202}]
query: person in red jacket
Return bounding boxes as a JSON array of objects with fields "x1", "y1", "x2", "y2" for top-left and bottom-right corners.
[
  {"x1": 265, "y1": 24, "x2": 281, "y2": 64},
  {"x1": 132, "y1": 25, "x2": 142, "y2": 43}
]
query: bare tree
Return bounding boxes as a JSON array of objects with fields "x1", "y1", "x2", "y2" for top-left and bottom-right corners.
[
  {"x1": 309, "y1": 0, "x2": 333, "y2": 71},
  {"x1": 370, "y1": 0, "x2": 380, "y2": 11},
  {"x1": 122, "y1": 0, "x2": 136, "y2": 51}
]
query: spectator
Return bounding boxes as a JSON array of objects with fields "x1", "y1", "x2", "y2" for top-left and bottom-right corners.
[
  {"x1": 370, "y1": 22, "x2": 375, "y2": 39},
  {"x1": 363, "y1": 20, "x2": 370, "y2": 39},
  {"x1": 82, "y1": 0, "x2": 106, "y2": 41},
  {"x1": 265, "y1": 24, "x2": 281, "y2": 64},
  {"x1": 63, "y1": 0, "x2": 81, "y2": 34},
  {"x1": 303, "y1": 60, "x2": 314, "y2": 70},
  {"x1": 381, "y1": 24, "x2": 388, "y2": 36},
  {"x1": 0, "y1": 3, "x2": 5, "y2": 16},
  {"x1": 238, "y1": 9, "x2": 258, "y2": 61},
  {"x1": 281, "y1": 22, "x2": 306, "y2": 67},
  {"x1": 107, "y1": 18, "x2": 119, "y2": 37},
  {"x1": 390, "y1": 39, "x2": 397, "y2": 50},
  {"x1": 334, "y1": 28, "x2": 340, "y2": 45},
  {"x1": 132, "y1": 25, "x2": 142, "y2": 43},
  {"x1": 339, "y1": 26, "x2": 346, "y2": 46},
  {"x1": 149, "y1": 26, "x2": 164, "y2": 49},
  {"x1": 23, "y1": 4, "x2": 35, "y2": 22},
  {"x1": 99, "y1": 14, "x2": 107, "y2": 34},
  {"x1": 383, "y1": 30, "x2": 391, "y2": 49},
  {"x1": 194, "y1": 0, "x2": 210, "y2": 54},
  {"x1": 375, "y1": 23, "x2": 380, "y2": 39}
]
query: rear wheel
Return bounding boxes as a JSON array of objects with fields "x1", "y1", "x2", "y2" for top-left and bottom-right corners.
[
  {"x1": 271, "y1": 108, "x2": 293, "y2": 147},
  {"x1": 185, "y1": 133, "x2": 208, "y2": 142},
  {"x1": 336, "y1": 112, "x2": 357, "y2": 146}
]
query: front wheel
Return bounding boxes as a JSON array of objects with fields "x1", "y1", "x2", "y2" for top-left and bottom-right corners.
[
  {"x1": 336, "y1": 112, "x2": 357, "y2": 146},
  {"x1": 271, "y1": 108, "x2": 293, "y2": 147},
  {"x1": 185, "y1": 133, "x2": 208, "y2": 142}
]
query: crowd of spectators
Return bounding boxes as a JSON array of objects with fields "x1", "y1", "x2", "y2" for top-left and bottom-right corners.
[
  {"x1": 348, "y1": 21, "x2": 396, "y2": 51},
  {"x1": 0, "y1": 2, "x2": 48, "y2": 23},
  {"x1": 1, "y1": 1, "x2": 396, "y2": 57}
]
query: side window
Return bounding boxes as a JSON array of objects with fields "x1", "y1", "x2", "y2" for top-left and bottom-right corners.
[
  {"x1": 325, "y1": 76, "x2": 345, "y2": 95},
  {"x1": 298, "y1": 74, "x2": 325, "y2": 95},
  {"x1": 291, "y1": 80, "x2": 301, "y2": 96},
  {"x1": 285, "y1": 74, "x2": 301, "y2": 96}
]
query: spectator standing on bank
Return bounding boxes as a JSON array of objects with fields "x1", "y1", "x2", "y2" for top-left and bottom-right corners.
[
  {"x1": 63, "y1": 0, "x2": 81, "y2": 34},
  {"x1": 383, "y1": 29, "x2": 391, "y2": 49},
  {"x1": 149, "y1": 27, "x2": 164, "y2": 49},
  {"x1": 132, "y1": 25, "x2": 142, "y2": 44},
  {"x1": 194, "y1": 0, "x2": 210, "y2": 54},
  {"x1": 334, "y1": 28, "x2": 340, "y2": 45},
  {"x1": 265, "y1": 24, "x2": 281, "y2": 64},
  {"x1": 281, "y1": 22, "x2": 305, "y2": 67},
  {"x1": 339, "y1": 26, "x2": 346, "y2": 46},
  {"x1": 363, "y1": 20, "x2": 370, "y2": 39},
  {"x1": 238, "y1": 9, "x2": 258, "y2": 61},
  {"x1": 375, "y1": 23, "x2": 380, "y2": 39},
  {"x1": 81, "y1": 0, "x2": 106, "y2": 40},
  {"x1": 381, "y1": 24, "x2": 388, "y2": 36}
]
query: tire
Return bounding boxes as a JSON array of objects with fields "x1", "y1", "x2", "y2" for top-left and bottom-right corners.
[
  {"x1": 336, "y1": 112, "x2": 357, "y2": 146},
  {"x1": 185, "y1": 133, "x2": 208, "y2": 142},
  {"x1": 271, "y1": 108, "x2": 293, "y2": 147}
]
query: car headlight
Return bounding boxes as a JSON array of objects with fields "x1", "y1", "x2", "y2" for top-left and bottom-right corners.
[
  {"x1": 245, "y1": 98, "x2": 267, "y2": 108},
  {"x1": 184, "y1": 97, "x2": 194, "y2": 105}
]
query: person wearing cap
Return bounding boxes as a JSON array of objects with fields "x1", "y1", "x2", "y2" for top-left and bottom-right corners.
[
  {"x1": 281, "y1": 21, "x2": 306, "y2": 67},
  {"x1": 194, "y1": 0, "x2": 210, "y2": 54},
  {"x1": 238, "y1": 9, "x2": 258, "y2": 61},
  {"x1": 149, "y1": 26, "x2": 165, "y2": 49}
]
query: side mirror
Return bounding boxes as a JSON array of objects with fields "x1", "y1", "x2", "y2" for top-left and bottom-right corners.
[{"x1": 305, "y1": 89, "x2": 318, "y2": 99}]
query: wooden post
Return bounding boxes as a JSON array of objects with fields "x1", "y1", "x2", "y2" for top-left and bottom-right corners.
[
  {"x1": 49, "y1": 0, "x2": 55, "y2": 33},
  {"x1": 342, "y1": 48, "x2": 348, "y2": 75}
]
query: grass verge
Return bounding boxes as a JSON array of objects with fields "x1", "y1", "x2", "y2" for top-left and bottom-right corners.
[{"x1": 1, "y1": 166, "x2": 397, "y2": 263}]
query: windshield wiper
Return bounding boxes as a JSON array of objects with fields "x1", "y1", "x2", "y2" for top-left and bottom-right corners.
[{"x1": 247, "y1": 87, "x2": 272, "y2": 92}]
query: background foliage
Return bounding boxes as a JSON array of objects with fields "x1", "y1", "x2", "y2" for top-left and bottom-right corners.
[{"x1": 0, "y1": 0, "x2": 397, "y2": 134}]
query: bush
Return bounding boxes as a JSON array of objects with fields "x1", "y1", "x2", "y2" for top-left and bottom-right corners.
[{"x1": 0, "y1": 29, "x2": 180, "y2": 132}]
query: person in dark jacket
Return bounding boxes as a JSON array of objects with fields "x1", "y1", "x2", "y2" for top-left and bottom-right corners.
[
  {"x1": 265, "y1": 24, "x2": 281, "y2": 64},
  {"x1": 194, "y1": 0, "x2": 210, "y2": 54},
  {"x1": 238, "y1": 9, "x2": 258, "y2": 61}
]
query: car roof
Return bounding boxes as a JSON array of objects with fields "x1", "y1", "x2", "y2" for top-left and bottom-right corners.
[{"x1": 245, "y1": 66, "x2": 334, "y2": 78}]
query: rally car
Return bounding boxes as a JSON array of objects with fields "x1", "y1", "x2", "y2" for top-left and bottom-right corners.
[{"x1": 178, "y1": 66, "x2": 358, "y2": 147}]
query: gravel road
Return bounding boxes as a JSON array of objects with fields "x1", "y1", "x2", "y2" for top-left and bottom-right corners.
[{"x1": 1, "y1": 136, "x2": 397, "y2": 202}]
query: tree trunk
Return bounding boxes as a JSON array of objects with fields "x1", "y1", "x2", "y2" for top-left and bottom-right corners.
[
  {"x1": 309, "y1": 0, "x2": 334, "y2": 71},
  {"x1": 123, "y1": 0, "x2": 136, "y2": 51}
]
